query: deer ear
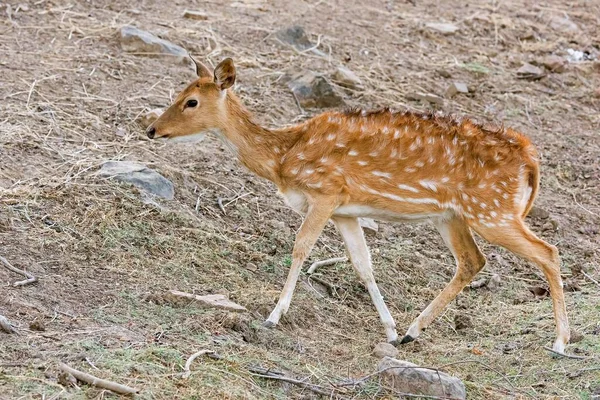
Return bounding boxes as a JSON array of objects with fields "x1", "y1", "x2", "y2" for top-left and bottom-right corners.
[
  {"x1": 189, "y1": 54, "x2": 212, "y2": 78},
  {"x1": 213, "y1": 58, "x2": 236, "y2": 90}
]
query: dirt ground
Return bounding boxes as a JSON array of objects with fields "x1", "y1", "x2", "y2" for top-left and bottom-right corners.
[{"x1": 1, "y1": 0, "x2": 599, "y2": 399}]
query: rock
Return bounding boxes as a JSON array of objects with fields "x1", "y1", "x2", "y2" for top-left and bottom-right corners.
[
  {"x1": 528, "y1": 206, "x2": 549, "y2": 219},
  {"x1": 378, "y1": 357, "x2": 466, "y2": 399},
  {"x1": 359, "y1": 218, "x2": 378, "y2": 233},
  {"x1": 373, "y1": 342, "x2": 399, "y2": 358},
  {"x1": 168, "y1": 290, "x2": 247, "y2": 312},
  {"x1": 538, "y1": 55, "x2": 566, "y2": 73},
  {"x1": 437, "y1": 69, "x2": 452, "y2": 78},
  {"x1": 29, "y1": 320, "x2": 46, "y2": 331},
  {"x1": 425, "y1": 22, "x2": 459, "y2": 35},
  {"x1": 502, "y1": 341, "x2": 519, "y2": 353},
  {"x1": 542, "y1": 220, "x2": 558, "y2": 232},
  {"x1": 470, "y1": 277, "x2": 488, "y2": 289},
  {"x1": 0, "y1": 315, "x2": 17, "y2": 334},
  {"x1": 549, "y1": 16, "x2": 579, "y2": 33},
  {"x1": 245, "y1": 262, "x2": 258, "y2": 272},
  {"x1": 98, "y1": 161, "x2": 174, "y2": 200},
  {"x1": 488, "y1": 274, "x2": 501, "y2": 290},
  {"x1": 287, "y1": 71, "x2": 345, "y2": 109},
  {"x1": 118, "y1": 26, "x2": 189, "y2": 64},
  {"x1": 407, "y1": 92, "x2": 444, "y2": 106},
  {"x1": 445, "y1": 82, "x2": 469, "y2": 98},
  {"x1": 183, "y1": 10, "x2": 209, "y2": 20},
  {"x1": 138, "y1": 108, "x2": 164, "y2": 129},
  {"x1": 517, "y1": 63, "x2": 545, "y2": 80},
  {"x1": 594, "y1": 88, "x2": 600, "y2": 99},
  {"x1": 454, "y1": 314, "x2": 472, "y2": 330},
  {"x1": 333, "y1": 66, "x2": 363, "y2": 90},
  {"x1": 518, "y1": 30, "x2": 536, "y2": 41},
  {"x1": 566, "y1": 48, "x2": 589, "y2": 63},
  {"x1": 230, "y1": 0, "x2": 266, "y2": 10},
  {"x1": 58, "y1": 371, "x2": 78, "y2": 387},
  {"x1": 528, "y1": 286, "x2": 549, "y2": 298},
  {"x1": 570, "y1": 329, "x2": 584, "y2": 344},
  {"x1": 276, "y1": 26, "x2": 326, "y2": 57},
  {"x1": 563, "y1": 279, "x2": 581, "y2": 292}
]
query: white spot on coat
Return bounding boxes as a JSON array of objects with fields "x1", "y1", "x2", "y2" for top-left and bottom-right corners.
[{"x1": 419, "y1": 180, "x2": 438, "y2": 192}]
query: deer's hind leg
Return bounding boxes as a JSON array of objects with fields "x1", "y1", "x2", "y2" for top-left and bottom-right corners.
[
  {"x1": 474, "y1": 219, "x2": 569, "y2": 354},
  {"x1": 401, "y1": 216, "x2": 486, "y2": 344}
]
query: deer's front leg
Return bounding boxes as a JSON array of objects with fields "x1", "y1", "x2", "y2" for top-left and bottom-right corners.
[{"x1": 263, "y1": 199, "x2": 336, "y2": 328}]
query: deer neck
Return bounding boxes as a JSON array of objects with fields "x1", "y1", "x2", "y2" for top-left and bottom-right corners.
[{"x1": 217, "y1": 93, "x2": 302, "y2": 185}]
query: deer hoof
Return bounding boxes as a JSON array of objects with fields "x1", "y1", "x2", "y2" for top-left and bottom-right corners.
[
  {"x1": 399, "y1": 335, "x2": 415, "y2": 345},
  {"x1": 262, "y1": 320, "x2": 276, "y2": 329}
]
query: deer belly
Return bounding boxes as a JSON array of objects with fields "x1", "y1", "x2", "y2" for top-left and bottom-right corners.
[
  {"x1": 333, "y1": 204, "x2": 445, "y2": 223},
  {"x1": 280, "y1": 189, "x2": 309, "y2": 214}
]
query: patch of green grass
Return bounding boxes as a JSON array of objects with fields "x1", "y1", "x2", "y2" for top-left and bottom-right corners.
[{"x1": 459, "y1": 62, "x2": 490, "y2": 74}]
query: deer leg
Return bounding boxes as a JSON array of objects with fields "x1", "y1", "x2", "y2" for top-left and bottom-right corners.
[
  {"x1": 402, "y1": 217, "x2": 486, "y2": 344},
  {"x1": 263, "y1": 199, "x2": 336, "y2": 328},
  {"x1": 475, "y1": 220, "x2": 570, "y2": 354},
  {"x1": 332, "y1": 217, "x2": 398, "y2": 343}
]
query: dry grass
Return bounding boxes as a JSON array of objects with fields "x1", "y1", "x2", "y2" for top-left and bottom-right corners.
[{"x1": 1, "y1": 0, "x2": 599, "y2": 399}]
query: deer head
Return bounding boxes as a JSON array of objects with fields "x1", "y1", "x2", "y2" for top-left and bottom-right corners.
[{"x1": 146, "y1": 57, "x2": 236, "y2": 141}]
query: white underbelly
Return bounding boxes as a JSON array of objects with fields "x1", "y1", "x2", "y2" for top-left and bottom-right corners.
[
  {"x1": 333, "y1": 204, "x2": 444, "y2": 223},
  {"x1": 281, "y1": 190, "x2": 447, "y2": 223}
]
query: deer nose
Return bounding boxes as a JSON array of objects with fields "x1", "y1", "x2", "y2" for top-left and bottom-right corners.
[{"x1": 146, "y1": 126, "x2": 156, "y2": 139}]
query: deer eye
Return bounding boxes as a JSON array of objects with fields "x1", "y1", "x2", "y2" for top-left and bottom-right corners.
[{"x1": 186, "y1": 99, "x2": 198, "y2": 108}]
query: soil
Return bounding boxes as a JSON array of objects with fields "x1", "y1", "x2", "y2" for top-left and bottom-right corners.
[{"x1": 1, "y1": 0, "x2": 599, "y2": 399}]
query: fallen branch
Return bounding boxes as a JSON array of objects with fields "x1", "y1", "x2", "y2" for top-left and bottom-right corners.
[
  {"x1": 167, "y1": 290, "x2": 247, "y2": 312},
  {"x1": 58, "y1": 362, "x2": 139, "y2": 395},
  {"x1": 582, "y1": 271, "x2": 600, "y2": 289},
  {"x1": 182, "y1": 349, "x2": 214, "y2": 379},
  {"x1": 543, "y1": 347, "x2": 588, "y2": 360},
  {"x1": 0, "y1": 314, "x2": 17, "y2": 334},
  {"x1": 307, "y1": 257, "x2": 347, "y2": 274},
  {"x1": 248, "y1": 366, "x2": 345, "y2": 399},
  {"x1": 1, "y1": 255, "x2": 37, "y2": 287}
]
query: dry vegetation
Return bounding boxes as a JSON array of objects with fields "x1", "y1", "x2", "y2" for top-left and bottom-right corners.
[{"x1": 1, "y1": 0, "x2": 599, "y2": 399}]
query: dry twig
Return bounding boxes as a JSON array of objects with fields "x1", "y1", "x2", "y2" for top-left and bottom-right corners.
[
  {"x1": 582, "y1": 271, "x2": 600, "y2": 289},
  {"x1": 543, "y1": 347, "x2": 589, "y2": 360},
  {"x1": 58, "y1": 362, "x2": 139, "y2": 395},
  {"x1": 182, "y1": 349, "x2": 214, "y2": 379},
  {"x1": 1, "y1": 255, "x2": 37, "y2": 287},
  {"x1": 307, "y1": 257, "x2": 347, "y2": 274},
  {"x1": 249, "y1": 366, "x2": 346, "y2": 399}
]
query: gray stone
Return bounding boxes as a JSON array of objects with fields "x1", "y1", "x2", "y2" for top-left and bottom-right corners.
[
  {"x1": 138, "y1": 108, "x2": 164, "y2": 129},
  {"x1": 445, "y1": 82, "x2": 469, "y2": 97},
  {"x1": 549, "y1": 16, "x2": 579, "y2": 33},
  {"x1": 378, "y1": 357, "x2": 466, "y2": 399},
  {"x1": 98, "y1": 161, "x2": 174, "y2": 200},
  {"x1": 287, "y1": 71, "x2": 345, "y2": 109},
  {"x1": 373, "y1": 342, "x2": 398, "y2": 358},
  {"x1": 275, "y1": 26, "x2": 327, "y2": 57},
  {"x1": 118, "y1": 26, "x2": 189, "y2": 64},
  {"x1": 517, "y1": 63, "x2": 545, "y2": 80},
  {"x1": 183, "y1": 10, "x2": 209, "y2": 20},
  {"x1": 528, "y1": 206, "x2": 549, "y2": 219},
  {"x1": 425, "y1": 22, "x2": 459, "y2": 35},
  {"x1": 488, "y1": 274, "x2": 502, "y2": 290},
  {"x1": 407, "y1": 92, "x2": 444, "y2": 105},
  {"x1": 538, "y1": 55, "x2": 566, "y2": 73},
  {"x1": 333, "y1": 66, "x2": 363, "y2": 90}
]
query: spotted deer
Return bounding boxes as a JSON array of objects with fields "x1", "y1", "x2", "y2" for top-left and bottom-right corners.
[{"x1": 146, "y1": 57, "x2": 570, "y2": 354}]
